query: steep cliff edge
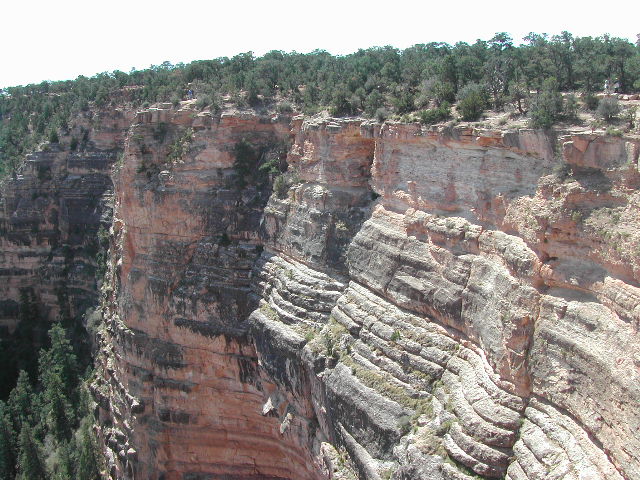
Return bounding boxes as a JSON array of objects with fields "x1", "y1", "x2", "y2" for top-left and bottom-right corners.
[{"x1": 5, "y1": 103, "x2": 638, "y2": 479}]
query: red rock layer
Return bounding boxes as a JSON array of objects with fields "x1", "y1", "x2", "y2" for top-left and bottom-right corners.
[
  {"x1": 94, "y1": 107, "x2": 327, "y2": 480},
  {"x1": 93, "y1": 110, "x2": 640, "y2": 480}
]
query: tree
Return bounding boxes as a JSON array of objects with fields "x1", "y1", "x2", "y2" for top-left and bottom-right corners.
[
  {"x1": 0, "y1": 401, "x2": 17, "y2": 480},
  {"x1": 528, "y1": 77, "x2": 563, "y2": 128},
  {"x1": 456, "y1": 83, "x2": 488, "y2": 121},
  {"x1": 38, "y1": 324, "x2": 79, "y2": 406},
  {"x1": 45, "y1": 373, "x2": 73, "y2": 442},
  {"x1": 364, "y1": 89, "x2": 384, "y2": 116},
  {"x1": 509, "y1": 82, "x2": 529, "y2": 114},
  {"x1": 8, "y1": 371, "x2": 35, "y2": 433},
  {"x1": 16, "y1": 424, "x2": 46, "y2": 480},
  {"x1": 485, "y1": 33, "x2": 515, "y2": 108},
  {"x1": 522, "y1": 33, "x2": 554, "y2": 91},
  {"x1": 596, "y1": 96, "x2": 621, "y2": 122},
  {"x1": 75, "y1": 419, "x2": 101, "y2": 480},
  {"x1": 550, "y1": 31, "x2": 575, "y2": 89},
  {"x1": 51, "y1": 441, "x2": 74, "y2": 480}
]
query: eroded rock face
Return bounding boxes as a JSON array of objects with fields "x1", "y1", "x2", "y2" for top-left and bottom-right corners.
[
  {"x1": 247, "y1": 121, "x2": 640, "y2": 480},
  {"x1": 31, "y1": 108, "x2": 637, "y2": 480},
  {"x1": 94, "y1": 108, "x2": 331, "y2": 480},
  {"x1": 0, "y1": 109, "x2": 132, "y2": 393}
]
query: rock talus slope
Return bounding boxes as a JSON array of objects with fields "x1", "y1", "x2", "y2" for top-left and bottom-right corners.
[{"x1": 79, "y1": 108, "x2": 640, "y2": 479}]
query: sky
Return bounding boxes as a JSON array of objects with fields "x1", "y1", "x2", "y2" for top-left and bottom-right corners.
[{"x1": 1, "y1": 0, "x2": 639, "y2": 89}]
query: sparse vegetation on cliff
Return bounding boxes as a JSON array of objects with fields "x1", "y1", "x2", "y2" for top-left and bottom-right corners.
[{"x1": 232, "y1": 138, "x2": 287, "y2": 191}]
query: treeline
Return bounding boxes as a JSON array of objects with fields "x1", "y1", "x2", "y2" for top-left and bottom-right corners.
[
  {"x1": 0, "y1": 324, "x2": 102, "y2": 480},
  {"x1": 1, "y1": 32, "x2": 640, "y2": 175}
]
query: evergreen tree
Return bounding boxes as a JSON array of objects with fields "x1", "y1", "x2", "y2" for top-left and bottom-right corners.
[
  {"x1": 75, "y1": 419, "x2": 101, "y2": 480},
  {"x1": 529, "y1": 77, "x2": 564, "y2": 128},
  {"x1": 456, "y1": 83, "x2": 489, "y2": 121},
  {"x1": 0, "y1": 401, "x2": 17, "y2": 480},
  {"x1": 16, "y1": 424, "x2": 46, "y2": 480},
  {"x1": 38, "y1": 325, "x2": 79, "y2": 407},
  {"x1": 8, "y1": 371, "x2": 35, "y2": 433},
  {"x1": 51, "y1": 441, "x2": 74, "y2": 480},
  {"x1": 44, "y1": 373, "x2": 73, "y2": 443}
]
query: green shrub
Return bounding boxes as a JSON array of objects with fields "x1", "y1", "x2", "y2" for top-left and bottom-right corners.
[
  {"x1": 583, "y1": 93, "x2": 599, "y2": 110},
  {"x1": 456, "y1": 83, "x2": 488, "y2": 121},
  {"x1": 218, "y1": 232, "x2": 231, "y2": 246},
  {"x1": 365, "y1": 90, "x2": 384, "y2": 116},
  {"x1": 596, "y1": 97, "x2": 621, "y2": 122},
  {"x1": 273, "y1": 174, "x2": 289, "y2": 198},
  {"x1": 330, "y1": 89, "x2": 355, "y2": 116},
  {"x1": 195, "y1": 94, "x2": 212, "y2": 110},
  {"x1": 622, "y1": 106, "x2": 637, "y2": 129},
  {"x1": 508, "y1": 83, "x2": 528, "y2": 114},
  {"x1": 167, "y1": 128, "x2": 194, "y2": 162},
  {"x1": 419, "y1": 78, "x2": 456, "y2": 107},
  {"x1": 564, "y1": 93, "x2": 579, "y2": 120},
  {"x1": 276, "y1": 101, "x2": 293, "y2": 114},
  {"x1": 375, "y1": 107, "x2": 389, "y2": 122},
  {"x1": 418, "y1": 101, "x2": 451, "y2": 125},
  {"x1": 432, "y1": 81, "x2": 456, "y2": 105},
  {"x1": 233, "y1": 138, "x2": 285, "y2": 189},
  {"x1": 233, "y1": 138, "x2": 257, "y2": 188},
  {"x1": 528, "y1": 77, "x2": 563, "y2": 128},
  {"x1": 392, "y1": 90, "x2": 415, "y2": 114}
]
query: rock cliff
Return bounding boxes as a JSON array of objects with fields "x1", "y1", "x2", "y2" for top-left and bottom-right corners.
[
  {"x1": 0, "y1": 108, "x2": 132, "y2": 393},
  {"x1": 3, "y1": 104, "x2": 639, "y2": 479}
]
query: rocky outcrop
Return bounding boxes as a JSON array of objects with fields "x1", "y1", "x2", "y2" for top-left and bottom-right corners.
[
  {"x1": 6, "y1": 103, "x2": 637, "y2": 479},
  {"x1": 93, "y1": 107, "x2": 332, "y2": 479},
  {"x1": 246, "y1": 121, "x2": 640, "y2": 480}
]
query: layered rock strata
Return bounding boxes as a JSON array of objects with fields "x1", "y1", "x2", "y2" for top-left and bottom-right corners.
[
  {"x1": 0, "y1": 108, "x2": 131, "y2": 374},
  {"x1": 10, "y1": 105, "x2": 635, "y2": 479}
]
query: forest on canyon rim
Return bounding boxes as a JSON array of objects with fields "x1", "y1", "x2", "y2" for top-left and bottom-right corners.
[{"x1": 1, "y1": 31, "x2": 640, "y2": 176}]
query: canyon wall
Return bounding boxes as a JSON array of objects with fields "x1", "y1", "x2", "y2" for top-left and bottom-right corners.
[
  {"x1": 3, "y1": 104, "x2": 639, "y2": 479},
  {"x1": 0, "y1": 108, "x2": 131, "y2": 330},
  {"x1": 0, "y1": 108, "x2": 132, "y2": 393}
]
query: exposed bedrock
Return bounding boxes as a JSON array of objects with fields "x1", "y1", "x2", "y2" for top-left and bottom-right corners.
[
  {"x1": 91, "y1": 109, "x2": 640, "y2": 480},
  {"x1": 0, "y1": 109, "x2": 131, "y2": 333},
  {"x1": 0, "y1": 108, "x2": 133, "y2": 394},
  {"x1": 95, "y1": 108, "x2": 331, "y2": 479},
  {"x1": 250, "y1": 122, "x2": 640, "y2": 479}
]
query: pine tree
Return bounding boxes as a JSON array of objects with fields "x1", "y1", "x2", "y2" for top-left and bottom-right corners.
[
  {"x1": 38, "y1": 324, "x2": 79, "y2": 407},
  {"x1": 75, "y1": 419, "x2": 101, "y2": 480},
  {"x1": 16, "y1": 424, "x2": 46, "y2": 480},
  {"x1": 45, "y1": 373, "x2": 73, "y2": 443},
  {"x1": 8, "y1": 371, "x2": 34, "y2": 433},
  {"x1": 0, "y1": 401, "x2": 17, "y2": 480},
  {"x1": 51, "y1": 441, "x2": 74, "y2": 480}
]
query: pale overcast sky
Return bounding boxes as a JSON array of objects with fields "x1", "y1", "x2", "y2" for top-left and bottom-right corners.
[{"x1": 1, "y1": 0, "x2": 638, "y2": 88}]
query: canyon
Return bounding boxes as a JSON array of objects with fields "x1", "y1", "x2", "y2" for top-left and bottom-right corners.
[{"x1": 1, "y1": 102, "x2": 639, "y2": 480}]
